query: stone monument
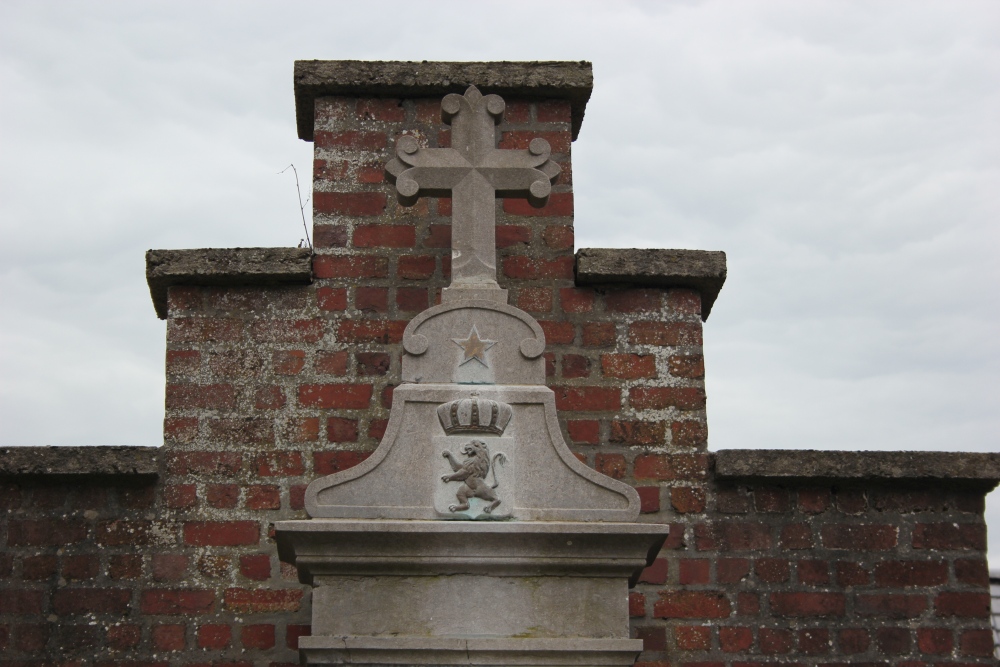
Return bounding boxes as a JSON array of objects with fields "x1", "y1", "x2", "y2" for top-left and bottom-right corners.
[{"x1": 276, "y1": 85, "x2": 669, "y2": 666}]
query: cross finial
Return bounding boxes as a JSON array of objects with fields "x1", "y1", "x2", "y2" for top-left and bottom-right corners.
[{"x1": 387, "y1": 86, "x2": 561, "y2": 301}]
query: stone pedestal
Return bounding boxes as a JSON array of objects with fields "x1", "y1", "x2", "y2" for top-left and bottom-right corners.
[{"x1": 275, "y1": 77, "x2": 667, "y2": 667}]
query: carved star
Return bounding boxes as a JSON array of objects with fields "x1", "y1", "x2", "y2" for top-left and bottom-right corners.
[{"x1": 452, "y1": 325, "x2": 496, "y2": 367}]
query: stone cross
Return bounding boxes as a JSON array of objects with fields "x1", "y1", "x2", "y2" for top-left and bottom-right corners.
[{"x1": 387, "y1": 86, "x2": 561, "y2": 295}]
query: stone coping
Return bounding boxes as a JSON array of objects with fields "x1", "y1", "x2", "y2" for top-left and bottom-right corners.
[
  {"x1": 146, "y1": 247, "x2": 313, "y2": 319},
  {"x1": 294, "y1": 60, "x2": 594, "y2": 142},
  {"x1": 715, "y1": 449, "x2": 1000, "y2": 488},
  {"x1": 0, "y1": 446, "x2": 159, "y2": 476},
  {"x1": 575, "y1": 248, "x2": 727, "y2": 321}
]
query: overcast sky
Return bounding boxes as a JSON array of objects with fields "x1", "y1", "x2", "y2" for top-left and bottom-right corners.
[{"x1": 1, "y1": 1, "x2": 997, "y2": 563}]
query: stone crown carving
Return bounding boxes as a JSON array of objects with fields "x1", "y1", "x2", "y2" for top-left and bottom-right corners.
[{"x1": 437, "y1": 396, "x2": 512, "y2": 436}]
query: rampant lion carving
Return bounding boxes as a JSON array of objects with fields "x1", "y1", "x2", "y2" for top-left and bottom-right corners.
[{"x1": 441, "y1": 440, "x2": 507, "y2": 513}]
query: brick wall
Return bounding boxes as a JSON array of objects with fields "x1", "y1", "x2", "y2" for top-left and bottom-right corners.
[{"x1": 0, "y1": 91, "x2": 994, "y2": 665}]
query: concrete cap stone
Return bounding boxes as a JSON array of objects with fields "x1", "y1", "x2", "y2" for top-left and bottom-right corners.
[
  {"x1": 0, "y1": 446, "x2": 159, "y2": 476},
  {"x1": 294, "y1": 60, "x2": 593, "y2": 141},
  {"x1": 716, "y1": 449, "x2": 1000, "y2": 489},
  {"x1": 145, "y1": 247, "x2": 313, "y2": 319},
  {"x1": 575, "y1": 248, "x2": 727, "y2": 321}
]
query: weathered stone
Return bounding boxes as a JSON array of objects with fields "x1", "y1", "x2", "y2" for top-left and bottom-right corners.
[
  {"x1": 575, "y1": 248, "x2": 727, "y2": 320},
  {"x1": 145, "y1": 247, "x2": 312, "y2": 319},
  {"x1": 0, "y1": 446, "x2": 158, "y2": 476},
  {"x1": 715, "y1": 450, "x2": 1000, "y2": 489},
  {"x1": 294, "y1": 60, "x2": 593, "y2": 141}
]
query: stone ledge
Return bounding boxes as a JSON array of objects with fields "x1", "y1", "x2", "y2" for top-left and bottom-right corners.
[
  {"x1": 715, "y1": 449, "x2": 1000, "y2": 489},
  {"x1": 0, "y1": 446, "x2": 159, "y2": 476},
  {"x1": 146, "y1": 247, "x2": 313, "y2": 319},
  {"x1": 575, "y1": 248, "x2": 727, "y2": 321},
  {"x1": 294, "y1": 60, "x2": 593, "y2": 142}
]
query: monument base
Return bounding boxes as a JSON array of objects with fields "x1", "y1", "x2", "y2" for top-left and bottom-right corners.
[{"x1": 299, "y1": 636, "x2": 644, "y2": 666}]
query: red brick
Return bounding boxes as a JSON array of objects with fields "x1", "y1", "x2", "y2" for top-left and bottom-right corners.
[
  {"x1": 62, "y1": 555, "x2": 98, "y2": 581},
  {"x1": 601, "y1": 353, "x2": 657, "y2": 379},
  {"x1": 717, "y1": 558, "x2": 751, "y2": 584},
  {"x1": 873, "y1": 560, "x2": 947, "y2": 587},
  {"x1": 423, "y1": 224, "x2": 451, "y2": 248},
  {"x1": 536, "y1": 99, "x2": 571, "y2": 122},
  {"x1": 770, "y1": 592, "x2": 845, "y2": 617},
  {"x1": 798, "y1": 559, "x2": 830, "y2": 585},
  {"x1": 50, "y1": 588, "x2": 127, "y2": 615},
  {"x1": 502, "y1": 101, "x2": 530, "y2": 123},
  {"x1": 836, "y1": 561, "x2": 870, "y2": 586},
  {"x1": 667, "y1": 354, "x2": 704, "y2": 379},
  {"x1": 314, "y1": 130, "x2": 386, "y2": 151},
  {"x1": 959, "y1": 629, "x2": 994, "y2": 656},
  {"x1": 251, "y1": 318, "x2": 323, "y2": 343},
  {"x1": 582, "y1": 322, "x2": 616, "y2": 347},
  {"x1": 205, "y1": 483, "x2": 239, "y2": 508},
  {"x1": 315, "y1": 349, "x2": 349, "y2": 375},
  {"x1": 239, "y1": 554, "x2": 271, "y2": 581},
  {"x1": 184, "y1": 521, "x2": 259, "y2": 546},
  {"x1": 313, "y1": 223, "x2": 348, "y2": 247},
  {"x1": 954, "y1": 558, "x2": 989, "y2": 585},
  {"x1": 8, "y1": 519, "x2": 87, "y2": 546},
  {"x1": 254, "y1": 385, "x2": 284, "y2": 410},
  {"x1": 255, "y1": 451, "x2": 305, "y2": 477},
  {"x1": 633, "y1": 454, "x2": 709, "y2": 481},
  {"x1": 271, "y1": 350, "x2": 305, "y2": 375},
  {"x1": 638, "y1": 558, "x2": 668, "y2": 584},
  {"x1": 876, "y1": 626, "x2": 910, "y2": 655},
  {"x1": 694, "y1": 521, "x2": 773, "y2": 551},
  {"x1": 653, "y1": 591, "x2": 731, "y2": 619},
  {"x1": 168, "y1": 317, "x2": 243, "y2": 342},
  {"x1": 198, "y1": 623, "x2": 231, "y2": 649},
  {"x1": 163, "y1": 416, "x2": 199, "y2": 442},
  {"x1": 325, "y1": 416, "x2": 359, "y2": 443},
  {"x1": 821, "y1": 524, "x2": 897, "y2": 550},
  {"x1": 357, "y1": 98, "x2": 404, "y2": 121},
  {"x1": 107, "y1": 623, "x2": 141, "y2": 650},
  {"x1": 208, "y1": 417, "x2": 275, "y2": 444},
  {"x1": 629, "y1": 321, "x2": 703, "y2": 346},
  {"x1": 353, "y1": 287, "x2": 388, "y2": 313},
  {"x1": 287, "y1": 623, "x2": 311, "y2": 650},
  {"x1": 855, "y1": 594, "x2": 928, "y2": 618},
  {"x1": 167, "y1": 284, "x2": 201, "y2": 311},
  {"x1": 720, "y1": 626, "x2": 753, "y2": 652},
  {"x1": 666, "y1": 288, "x2": 701, "y2": 314},
  {"x1": 317, "y1": 286, "x2": 348, "y2": 311},
  {"x1": 353, "y1": 224, "x2": 415, "y2": 248},
  {"x1": 629, "y1": 592, "x2": 646, "y2": 617},
  {"x1": 502, "y1": 255, "x2": 575, "y2": 279},
  {"x1": 780, "y1": 523, "x2": 814, "y2": 549},
  {"x1": 337, "y1": 320, "x2": 407, "y2": 344},
  {"x1": 672, "y1": 420, "x2": 707, "y2": 448},
  {"x1": 242, "y1": 623, "x2": 276, "y2": 650},
  {"x1": 917, "y1": 628, "x2": 953, "y2": 654},
  {"x1": 629, "y1": 387, "x2": 706, "y2": 411},
  {"x1": 542, "y1": 224, "x2": 574, "y2": 249},
  {"x1": 834, "y1": 488, "x2": 868, "y2": 514},
  {"x1": 538, "y1": 320, "x2": 575, "y2": 345},
  {"x1": 760, "y1": 628, "x2": 794, "y2": 654},
  {"x1": 245, "y1": 485, "x2": 281, "y2": 510},
  {"x1": 755, "y1": 558, "x2": 790, "y2": 583},
  {"x1": 224, "y1": 588, "x2": 303, "y2": 613},
  {"x1": 679, "y1": 559, "x2": 711, "y2": 584},
  {"x1": 797, "y1": 487, "x2": 831, "y2": 513},
  {"x1": 515, "y1": 287, "x2": 552, "y2": 313},
  {"x1": 166, "y1": 349, "x2": 200, "y2": 375},
  {"x1": 109, "y1": 554, "x2": 141, "y2": 580},
  {"x1": 499, "y1": 131, "x2": 571, "y2": 154},
  {"x1": 314, "y1": 450, "x2": 370, "y2": 476},
  {"x1": 934, "y1": 592, "x2": 990, "y2": 618},
  {"x1": 566, "y1": 419, "x2": 600, "y2": 445},
  {"x1": 167, "y1": 451, "x2": 242, "y2": 477},
  {"x1": 152, "y1": 554, "x2": 188, "y2": 582},
  {"x1": 595, "y1": 453, "x2": 626, "y2": 479},
  {"x1": 637, "y1": 486, "x2": 660, "y2": 513},
  {"x1": 671, "y1": 486, "x2": 706, "y2": 513},
  {"x1": 313, "y1": 254, "x2": 388, "y2": 279},
  {"x1": 165, "y1": 383, "x2": 236, "y2": 409},
  {"x1": 398, "y1": 254, "x2": 437, "y2": 279},
  {"x1": 798, "y1": 628, "x2": 830, "y2": 655},
  {"x1": 141, "y1": 589, "x2": 215, "y2": 615},
  {"x1": 495, "y1": 224, "x2": 531, "y2": 248},
  {"x1": 736, "y1": 592, "x2": 759, "y2": 616},
  {"x1": 838, "y1": 628, "x2": 870, "y2": 654},
  {"x1": 912, "y1": 522, "x2": 985, "y2": 550},
  {"x1": 605, "y1": 289, "x2": 661, "y2": 313},
  {"x1": 561, "y1": 354, "x2": 590, "y2": 378},
  {"x1": 675, "y1": 625, "x2": 711, "y2": 650},
  {"x1": 552, "y1": 386, "x2": 620, "y2": 412},
  {"x1": 299, "y1": 383, "x2": 373, "y2": 409},
  {"x1": 634, "y1": 626, "x2": 666, "y2": 652},
  {"x1": 0, "y1": 590, "x2": 44, "y2": 614},
  {"x1": 21, "y1": 554, "x2": 56, "y2": 580},
  {"x1": 396, "y1": 286, "x2": 429, "y2": 311},
  {"x1": 753, "y1": 486, "x2": 790, "y2": 512},
  {"x1": 98, "y1": 519, "x2": 155, "y2": 546},
  {"x1": 152, "y1": 623, "x2": 186, "y2": 650},
  {"x1": 558, "y1": 288, "x2": 592, "y2": 314},
  {"x1": 610, "y1": 420, "x2": 666, "y2": 446}
]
